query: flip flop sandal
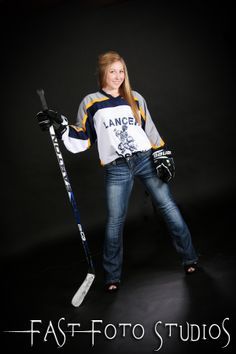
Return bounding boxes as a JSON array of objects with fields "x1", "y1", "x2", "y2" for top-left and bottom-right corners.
[
  {"x1": 105, "y1": 282, "x2": 120, "y2": 292},
  {"x1": 184, "y1": 262, "x2": 198, "y2": 275}
]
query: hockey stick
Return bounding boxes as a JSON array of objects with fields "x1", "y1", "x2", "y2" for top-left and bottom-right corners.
[{"x1": 36, "y1": 89, "x2": 95, "y2": 307}]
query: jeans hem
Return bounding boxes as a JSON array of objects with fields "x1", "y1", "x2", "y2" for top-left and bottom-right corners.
[
  {"x1": 105, "y1": 279, "x2": 121, "y2": 285},
  {"x1": 182, "y1": 258, "x2": 199, "y2": 266}
]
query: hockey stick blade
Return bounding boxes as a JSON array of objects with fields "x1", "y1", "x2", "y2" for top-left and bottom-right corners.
[{"x1": 71, "y1": 273, "x2": 95, "y2": 307}]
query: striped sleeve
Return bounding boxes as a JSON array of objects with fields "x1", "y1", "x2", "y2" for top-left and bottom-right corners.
[
  {"x1": 61, "y1": 97, "x2": 97, "y2": 154},
  {"x1": 133, "y1": 91, "x2": 165, "y2": 150}
]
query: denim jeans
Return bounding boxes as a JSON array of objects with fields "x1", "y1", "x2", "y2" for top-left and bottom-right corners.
[{"x1": 103, "y1": 149, "x2": 198, "y2": 284}]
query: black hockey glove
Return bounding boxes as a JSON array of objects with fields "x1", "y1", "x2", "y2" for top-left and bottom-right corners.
[
  {"x1": 152, "y1": 148, "x2": 175, "y2": 183},
  {"x1": 36, "y1": 109, "x2": 67, "y2": 137}
]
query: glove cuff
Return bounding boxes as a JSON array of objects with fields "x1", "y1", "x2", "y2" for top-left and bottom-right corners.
[
  {"x1": 152, "y1": 148, "x2": 173, "y2": 160},
  {"x1": 54, "y1": 115, "x2": 68, "y2": 138}
]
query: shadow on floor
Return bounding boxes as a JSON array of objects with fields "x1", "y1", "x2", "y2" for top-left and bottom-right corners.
[{"x1": 1, "y1": 199, "x2": 235, "y2": 354}]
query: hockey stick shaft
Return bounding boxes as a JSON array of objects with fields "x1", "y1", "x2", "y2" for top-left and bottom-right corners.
[{"x1": 36, "y1": 89, "x2": 95, "y2": 274}]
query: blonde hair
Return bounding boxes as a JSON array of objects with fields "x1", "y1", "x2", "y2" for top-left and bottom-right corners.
[{"x1": 97, "y1": 50, "x2": 141, "y2": 124}]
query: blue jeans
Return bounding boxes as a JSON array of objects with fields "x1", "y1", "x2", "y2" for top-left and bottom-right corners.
[{"x1": 103, "y1": 149, "x2": 198, "y2": 284}]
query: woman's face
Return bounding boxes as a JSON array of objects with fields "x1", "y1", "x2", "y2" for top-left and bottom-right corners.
[{"x1": 103, "y1": 60, "x2": 125, "y2": 92}]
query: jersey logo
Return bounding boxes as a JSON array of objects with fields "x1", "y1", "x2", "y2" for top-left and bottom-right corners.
[{"x1": 114, "y1": 125, "x2": 138, "y2": 156}]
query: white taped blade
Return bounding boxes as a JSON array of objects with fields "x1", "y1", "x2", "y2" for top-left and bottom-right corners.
[{"x1": 71, "y1": 273, "x2": 95, "y2": 307}]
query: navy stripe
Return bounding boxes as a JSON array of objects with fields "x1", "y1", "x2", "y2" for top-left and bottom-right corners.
[
  {"x1": 68, "y1": 127, "x2": 88, "y2": 140},
  {"x1": 69, "y1": 126, "x2": 97, "y2": 144},
  {"x1": 141, "y1": 117, "x2": 146, "y2": 130},
  {"x1": 87, "y1": 97, "x2": 129, "y2": 118},
  {"x1": 84, "y1": 113, "x2": 97, "y2": 144},
  {"x1": 87, "y1": 96, "x2": 146, "y2": 130}
]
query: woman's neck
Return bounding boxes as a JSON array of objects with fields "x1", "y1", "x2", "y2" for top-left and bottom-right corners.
[{"x1": 102, "y1": 88, "x2": 120, "y2": 97}]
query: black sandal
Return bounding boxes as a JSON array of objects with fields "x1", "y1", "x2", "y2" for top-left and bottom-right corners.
[
  {"x1": 105, "y1": 282, "x2": 120, "y2": 292},
  {"x1": 184, "y1": 262, "x2": 198, "y2": 275}
]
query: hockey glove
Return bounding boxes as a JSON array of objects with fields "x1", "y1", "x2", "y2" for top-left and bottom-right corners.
[
  {"x1": 152, "y1": 148, "x2": 175, "y2": 183},
  {"x1": 36, "y1": 109, "x2": 67, "y2": 137}
]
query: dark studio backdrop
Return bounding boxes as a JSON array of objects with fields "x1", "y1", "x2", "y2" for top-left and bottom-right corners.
[{"x1": 1, "y1": 1, "x2": 235, "y2": 354}]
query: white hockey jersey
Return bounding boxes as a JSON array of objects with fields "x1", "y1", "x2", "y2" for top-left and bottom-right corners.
[{"x1": 61, "y1": 90, "x2": 164, "y2": 165}]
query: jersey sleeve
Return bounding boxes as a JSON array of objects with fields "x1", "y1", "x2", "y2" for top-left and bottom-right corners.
[
  {"x1": 61, "y1": 97, "x2": 97, "y2": 154},
  {"x1": 134, "y1": 91, "x2": 165, "y2": 150}
]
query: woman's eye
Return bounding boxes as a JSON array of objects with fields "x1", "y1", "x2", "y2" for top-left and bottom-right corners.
[{"x1": 109, "y1": 70, "x2": 123, "y2": 74}]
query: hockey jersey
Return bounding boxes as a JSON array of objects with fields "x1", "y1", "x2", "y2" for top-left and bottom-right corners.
[{"x1": 61, "y1": 90, "x2": 164, "y2": 165}]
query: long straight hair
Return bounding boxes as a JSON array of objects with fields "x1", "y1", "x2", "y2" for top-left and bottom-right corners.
[{"x1": 97, "y1": 51, "x2": 141, "y2": 124}]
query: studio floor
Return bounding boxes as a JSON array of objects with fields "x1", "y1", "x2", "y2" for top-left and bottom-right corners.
[{"x1": 2, "y1": 197, "x2": 235, "y2": 354}]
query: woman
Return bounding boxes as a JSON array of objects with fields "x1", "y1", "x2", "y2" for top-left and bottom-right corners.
[{"x1": 37, "y1": 50, "x2": 199, "y2": 292}]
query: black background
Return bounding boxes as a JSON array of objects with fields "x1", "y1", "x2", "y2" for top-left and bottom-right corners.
[{"x1": 1, "y1": 1, "x2": 235, "y2": 353}]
